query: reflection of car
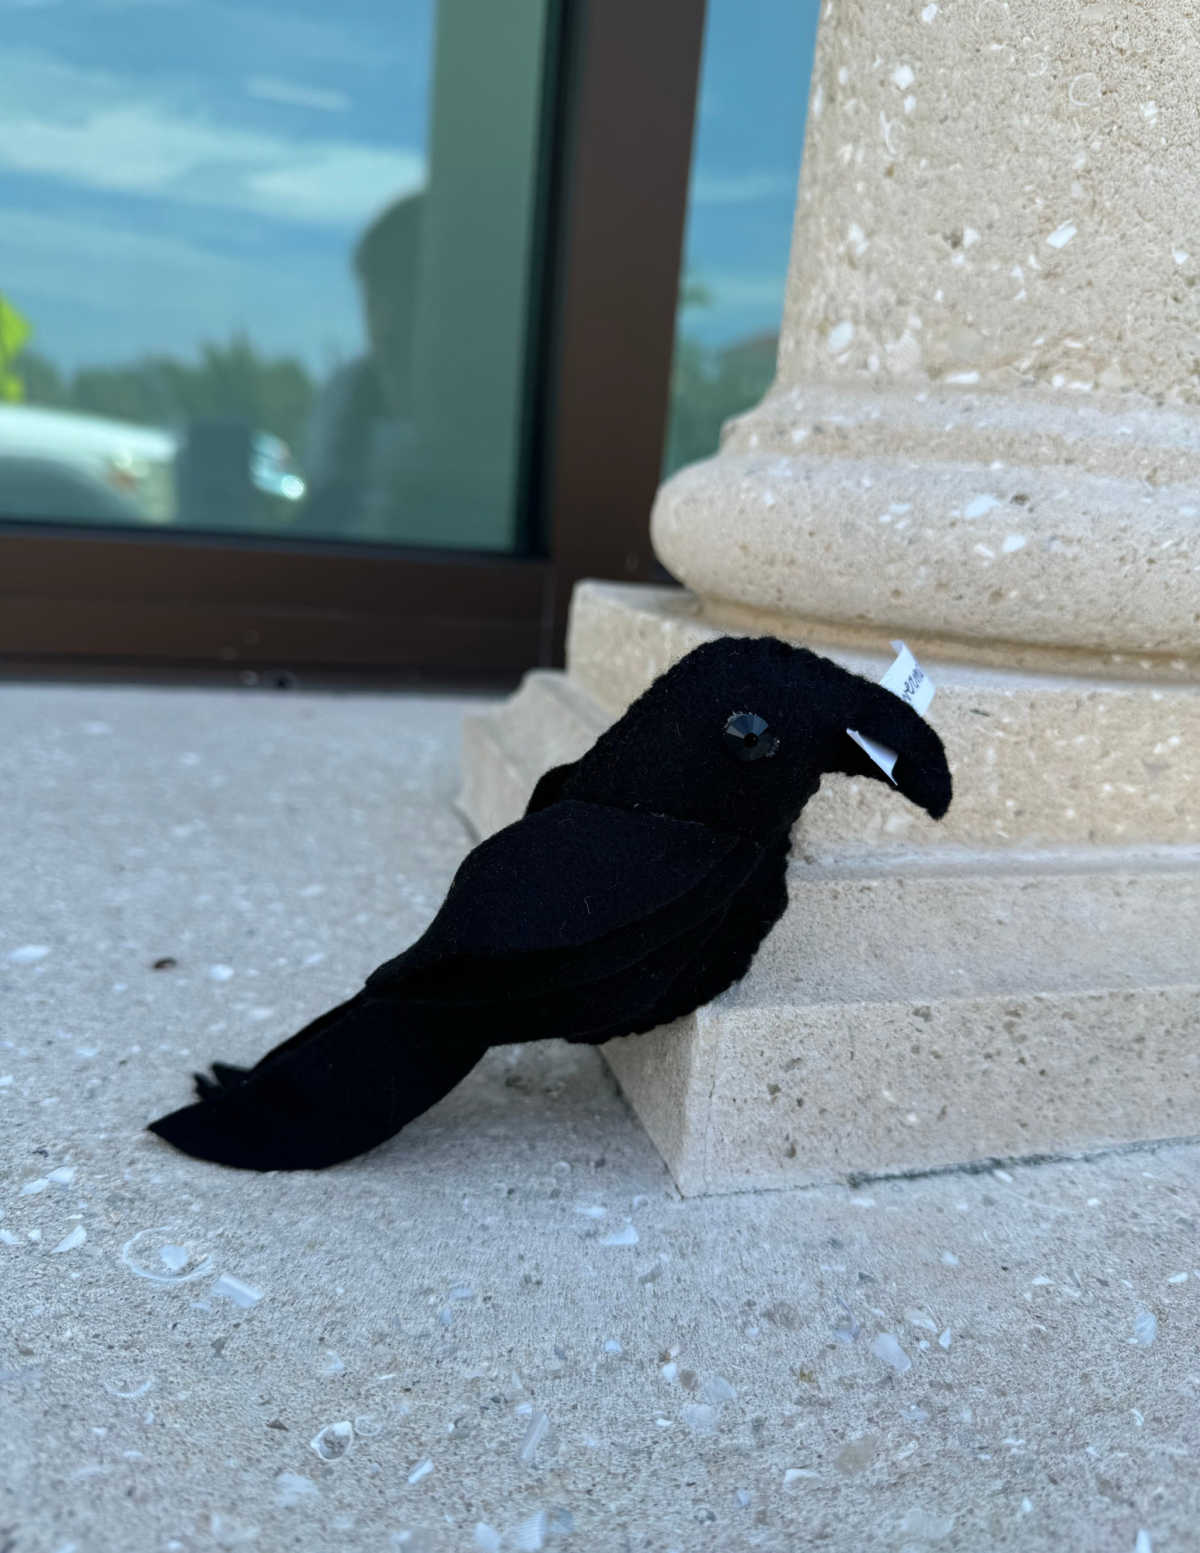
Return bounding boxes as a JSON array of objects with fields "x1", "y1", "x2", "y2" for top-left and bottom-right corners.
[
  {"x1": 0, "y1": 403, "x2": 177, "y2": 522},
  {"x1": 0, "y1": 455, "x2": 147, "y2": 523},
  {"x1": 0, "y1": 404, "x2": 306, "y2": 526},
  {"x1": 250, "y1": 432, "x2": 306, "y2": 502}
]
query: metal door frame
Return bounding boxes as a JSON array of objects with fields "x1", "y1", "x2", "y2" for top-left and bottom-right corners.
[{"x1": 0, "y1": 0, "x2": 705, "y2": 686}]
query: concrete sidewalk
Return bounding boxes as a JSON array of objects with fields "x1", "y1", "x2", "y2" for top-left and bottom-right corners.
[{"x1": 0, "y1": 684, "x2": 1195, "y2": 1552}]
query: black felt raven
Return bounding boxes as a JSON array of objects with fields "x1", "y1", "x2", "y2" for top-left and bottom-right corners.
[{"x1": 149, "y1": 635, "x2": 952, "y2": 1170}]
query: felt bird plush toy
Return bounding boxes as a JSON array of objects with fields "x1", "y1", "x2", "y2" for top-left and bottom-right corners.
[{"x1": 150, "y1": 635, "x2": 952, "y2": 1171}]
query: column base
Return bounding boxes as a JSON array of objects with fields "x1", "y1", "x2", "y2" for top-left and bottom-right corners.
[{"x1": 458, "y1": 583, "x2": 1200, "y2": 1195}]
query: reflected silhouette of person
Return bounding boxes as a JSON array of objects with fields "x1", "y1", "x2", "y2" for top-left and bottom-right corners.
[{"x1": 298, "y1": 191, "x2": 423, "y2": 535}]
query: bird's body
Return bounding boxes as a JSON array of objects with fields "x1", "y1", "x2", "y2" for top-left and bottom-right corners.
[{"x1": 150, "y1": 635, "x2": 952, "y2": 1171}]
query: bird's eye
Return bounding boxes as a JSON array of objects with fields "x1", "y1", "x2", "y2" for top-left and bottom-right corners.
[{"x1": 723, "y1": 712, "x2": 777, "y2": 762}]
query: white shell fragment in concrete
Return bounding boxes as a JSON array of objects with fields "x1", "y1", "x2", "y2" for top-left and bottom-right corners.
[
  {"x1": 211, "y1": 1274, "x2": 264, "y2": 1309},
  {"x1": 310, "y1": 1423, "x2": 353, "y2": 1462},
  {"x1": 599, "y1": 1221, "x2": 639, "y2": 1246},
  {"x1": 870, "y1": 1333, "x2": 913, "y2": 1372}
]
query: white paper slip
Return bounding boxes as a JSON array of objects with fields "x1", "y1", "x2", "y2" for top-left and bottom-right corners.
[
  {"x1": 846, "y1": 642, "x2": 936, "y2": 783},
  {"x1": 879, "y1": 640, "x2": 934, "y2": 716},
  {"x1": 846, "y1": 728, "x2": 899, "y2": 782}
]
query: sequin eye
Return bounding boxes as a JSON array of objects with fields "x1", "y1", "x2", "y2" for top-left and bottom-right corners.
[{"x1": 723, "y1": 712, "x2": 777, "y2": 762}]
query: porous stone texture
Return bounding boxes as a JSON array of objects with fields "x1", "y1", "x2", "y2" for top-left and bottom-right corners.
[
  {"x1": 652, "y1": 0, "x2": 1200, "y2": 674},
  {"x1": 781, "y1": 0, "x2": 1200, "y2": 404},
  {"x1": 5, "y1": 681, "x2": 1200, "y2": 1553},
  {"x1": 652, "y1": 387, "x2": 1200, "y2": 672},
  {"x1": 651, "y1": 0, "x2": 1200, "y2": 661}
]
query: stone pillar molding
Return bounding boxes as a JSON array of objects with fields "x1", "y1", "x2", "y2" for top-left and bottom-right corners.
[
  {"x1": 653, "y1": 0, "x2": 1200, "y2": 672},
  {"x1": 460, "y1": 0, "x2": 1200, "y2": 1195}
]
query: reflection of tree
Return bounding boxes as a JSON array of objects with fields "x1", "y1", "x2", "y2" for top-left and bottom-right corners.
[
  {"x1": 664, "y1": 330, "x2": 778, "y2": 477},
  {"x1": 0, "y1": 294, "x2": 33, "y2": 402},
  {"x1": 18, "y1": 334, "x2": 316, "y2": 466}
]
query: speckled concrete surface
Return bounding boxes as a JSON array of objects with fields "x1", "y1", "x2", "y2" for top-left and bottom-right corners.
[{"x1": 1, "y1": 685, "x2": 1197, "y2": 1553}]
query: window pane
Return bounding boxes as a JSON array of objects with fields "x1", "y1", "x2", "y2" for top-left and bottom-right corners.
[
  {"x1": 0, "y1": 0, "x2": 549, "y2": 550},
  {"x1": 664, "y1": 0, "x2": 820, "y2": 477}
]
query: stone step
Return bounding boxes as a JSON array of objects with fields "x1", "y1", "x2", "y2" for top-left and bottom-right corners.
[
  {"x1": 603, "y1": 860, "x2": 1200, "y2": 1195},
  {"x1": 458, "y1": 670, "x2": 608, "y2": 838},
  {"x1": 744, "y1": 864, "x2": 1200, "y2": 1007},
  {"x1": 599, "y1": 863, "x2": 1200, "y2": 1195},
  {"x1": 604, "y1": 979, "x2": 1200, "y2": 1197}
]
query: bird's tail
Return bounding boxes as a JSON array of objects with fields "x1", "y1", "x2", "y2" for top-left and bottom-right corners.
[{"x1": 148, "y1": 993, "x2": 489, "y2": 1171}]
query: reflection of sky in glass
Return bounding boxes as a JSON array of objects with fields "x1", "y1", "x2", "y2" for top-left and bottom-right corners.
[
  {"x1": 681, "y1": 0, "x2": 821, "y2": 348},
  {"x1": 0, "y1": 0, "x2": 435, "y2": 372},
  {"x1": 0, "y1": 0, "x2": 818, "y2": 376}
]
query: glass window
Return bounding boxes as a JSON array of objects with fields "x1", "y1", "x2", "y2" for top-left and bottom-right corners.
[
  {"x1": 664, "y1": 0, "x2": 820, "y2": 477},
  {"x1": 0, "y1": 0, "x2": 552, "y2": 550}
]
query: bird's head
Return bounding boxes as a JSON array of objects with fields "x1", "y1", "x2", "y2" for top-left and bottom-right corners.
[{"x1": 565, "y1": 634, "x2": 952, "y2": 840}]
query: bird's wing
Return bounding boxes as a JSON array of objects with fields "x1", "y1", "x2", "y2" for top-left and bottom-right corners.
[
  {"x1": 524, "y1": 760, "x2": 580, "y2": 815},
  {"x1": 149, "y1": 803, "x2": 763, "y2": 1171},
  {"x1": 150, "y1": 991, "x2": 493, "y2": 1171},
  {"x1": 367, "y1": 799, "x2": 762, "y2": 1003}
]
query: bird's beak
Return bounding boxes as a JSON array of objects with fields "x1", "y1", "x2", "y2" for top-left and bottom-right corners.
[{"x1": 835, "y1": 680, "x2": 952, "y2": 820}]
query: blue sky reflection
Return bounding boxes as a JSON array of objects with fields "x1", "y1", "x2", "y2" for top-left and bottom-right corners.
[{"x1": 0, "y1": 0, "x2": 818, "y2": 376}]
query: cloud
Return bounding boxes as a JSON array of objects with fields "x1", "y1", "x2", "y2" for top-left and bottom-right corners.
[
  {"x1": 0, "y1": 48, "x2": 423, "y2": 228},
  {"x1": 691, "y1": 170, "x2": 796, "y2": 205},
  {"x1": 245, "y1": 77, "x2": 352, "y2": 113}
]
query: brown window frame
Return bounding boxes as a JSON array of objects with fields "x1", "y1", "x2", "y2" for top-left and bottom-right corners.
[{"x1": 0, "y1": 0, "x2": 706, "y2": 688}]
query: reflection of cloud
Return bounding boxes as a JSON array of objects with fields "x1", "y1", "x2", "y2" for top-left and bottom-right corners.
[
  {"x1": 691, "y1": 170, "x2": 796, "y2": 205},
  {"x1": 246, "y1": 77, "x2": 352, "y2": 113},
  {"x1": 0, "y1": 206, "x2": 361, "y2": 369},
  {"x1": 0, "y1": 49, "x2": 422, "y2": 227},
  {"x1": 247, "y1": 147, "x2": 422, "y2": 224},
  {"x1": 210, "y1": 0, "x2": 416, "y2": 70}
]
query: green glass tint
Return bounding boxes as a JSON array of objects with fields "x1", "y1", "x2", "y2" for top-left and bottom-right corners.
[
  {"x1": 664, "y1": 0, "x2": 821, "y2": 477},
  {"x1": 0, "y1": 0, "x2": 550, "y2": 551}
]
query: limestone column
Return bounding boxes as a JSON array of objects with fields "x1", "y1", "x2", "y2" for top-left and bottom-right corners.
[
  {"x1": 653, "y1": 0, "x2": 1200, "y2": 667},
  {"x1": 460, "y1": 0, "x2": 1200, "y2": 1194}
]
